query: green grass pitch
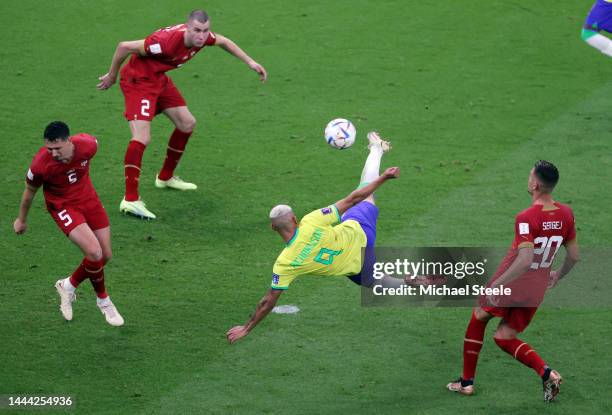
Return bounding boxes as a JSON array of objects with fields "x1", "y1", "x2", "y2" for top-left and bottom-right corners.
[{"x1": 1, "y1": 0, "x2": 611, "y2": 413}]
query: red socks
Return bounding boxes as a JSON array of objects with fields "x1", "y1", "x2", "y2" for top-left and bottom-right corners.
[
  {"x1": 124, "y1": 140, "x2": 146, "y2": 202},
  {"x1": 494, "y1": 337, "x2": 547, "y2": 377},
  {"x1": 462, "y1": 312, "x2": 488, "y2": 380},
  {"x1": 69, "y1": 258, "x2": 107, "y2": 299},
  {"x1": 158, "y1": 129, "x2": 192, "y2": 181}
]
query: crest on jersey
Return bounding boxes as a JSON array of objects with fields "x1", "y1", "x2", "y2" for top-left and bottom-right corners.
[
  {"x1": 321, "y1": 207, "x2": 332, "y2": 215},
  {"x1": 519, "y1": 223, "x2": 530, "y2": 235},
  {"x1": 272, "y1": 273, "x2": 280, "y2": 285}
]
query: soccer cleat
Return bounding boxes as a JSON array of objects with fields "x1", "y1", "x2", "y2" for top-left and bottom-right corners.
[
  {"x1": 446, "y1": 378, "x2": 475, "y2": 396},
  {"x1": 97, "y1": 300, "x2": 124, "y2": 327},
  {"x1": 55, "y1": 279, "x2": 76, "y2": 321},
  {"x1": 155, "y1": 175, "x2": 197, "y2": 191},
  {"x1": 367, "y1": 131, "x2": 392, "y2": 153},
  {"x1": 543, "y1": 370, "x2": 562, "y2": 402},
  {"x1": 119, "y1": 198, "x2": 156, "y2": 220}
]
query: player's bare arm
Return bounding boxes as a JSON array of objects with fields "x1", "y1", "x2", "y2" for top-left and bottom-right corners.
[
  {"x1": 548, "y1": 239, "x2": 580, "y2": 288},
  {"x1": 97, "y1": 40, "x2": 146, "y2": 90},
  {"x1": 334, "y1": 167, "x2": 400, "y2": 215},
  {"x1": 13, "y1": 184, "x2": 39, "y2": 234},
  {"x1": 227, "y1": 288, "x2": 283, "y2": 344},
  {"x1": 490, "y1": 246, "x2": 535, "y2": 288},
  {"x1": 214, "y1": 34, "x2": 268, "y2": 82}
]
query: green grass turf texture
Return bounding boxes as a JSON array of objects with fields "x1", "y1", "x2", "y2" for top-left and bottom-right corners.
[{"x1": 1, "y1": 0, "x2": 611, "y2": 414}]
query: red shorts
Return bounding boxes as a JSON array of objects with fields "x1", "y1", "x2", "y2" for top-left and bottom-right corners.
[
  {"x1": 482, "y1": 306, "x2": 538, "y2": 333},
  {"x1": 48, "y1": 197, "x2": 109, "y2": 236},
  {"x1": 119, "y1": 75, "x2": 186, "y2": 122}
]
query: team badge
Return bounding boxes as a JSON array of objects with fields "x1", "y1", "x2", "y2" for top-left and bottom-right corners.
[
  {"x1": 272, "y1": 273, "x2": 280, "y2": 285},
  {"x1": 321, "y1": 207, "x2": 332, "y2": 215}
]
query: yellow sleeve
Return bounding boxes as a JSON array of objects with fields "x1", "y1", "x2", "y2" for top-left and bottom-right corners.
[
  {"x1": 271, "y1": 266, "x2": 297, "y2": 290},
  {"x1": 300, "y1": 205, "x2": 341, "y2": 227}
]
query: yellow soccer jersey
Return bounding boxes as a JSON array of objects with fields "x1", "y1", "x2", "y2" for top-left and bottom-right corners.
[{"x1": 271, "y1": 205, "x2": 367, "y2": 290}]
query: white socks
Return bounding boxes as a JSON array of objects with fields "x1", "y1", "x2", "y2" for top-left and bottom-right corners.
[
  {"x1": 360, "y1": 145, "x2": 384, "y2": 185},
  {"x1": 586, "y1": 33, "x2": 612, "y2": 57}
]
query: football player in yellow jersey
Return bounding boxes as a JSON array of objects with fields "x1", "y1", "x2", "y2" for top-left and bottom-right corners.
[{"x1": 227, "y1": 132, "x2": 399, "y2": 343}]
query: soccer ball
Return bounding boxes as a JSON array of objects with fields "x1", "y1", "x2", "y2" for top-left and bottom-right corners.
[{"x1": 325, "y1": 118, "x2": 356, "y2": 149}]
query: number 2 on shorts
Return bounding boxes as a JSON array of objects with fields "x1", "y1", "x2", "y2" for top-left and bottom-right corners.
[{"x1": 141, "y1": 99, "x2": 150, "y2": 117}]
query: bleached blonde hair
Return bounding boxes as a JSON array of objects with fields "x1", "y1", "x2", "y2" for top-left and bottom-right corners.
[{"x1": 269, "y1": 204, "x2": 295, "y2": 230}]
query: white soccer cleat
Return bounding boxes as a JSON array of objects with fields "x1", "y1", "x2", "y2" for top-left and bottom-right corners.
[
  {"x1": 119, "y1": 198, "x2": 157, "y2": 220},
  {"x1": 155, "y1": 175, "x2": 197, "y2": 191},
  {"x1": 367, "y1": 131, "x2": 392, "y2": 153},
  {"x1": 97, "y1": 299, "x2": 124, "y2": 327},
  {"x1": 55, "y1": 279, "x2": 76, "y2": 321}
]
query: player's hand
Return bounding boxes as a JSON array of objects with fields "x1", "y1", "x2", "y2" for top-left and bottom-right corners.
[
  {"x1": 226, "y1": 325, "x2": 250, "y2": 344},
  {"x1": 97, "y1": 73, "x2": 117, "y2": 90},
  {"x1": 248, "y1": 61, "x2": 267, "y2": 82},
  {"x1": 13, "y1": 218, "x2": 27, "y2": 234},
  {"x1": 548, "y1": 270, "x2": 560, "y2": 288},
  {"x1": 382, "y1": 167, "x2": 400, "y2": 180}
]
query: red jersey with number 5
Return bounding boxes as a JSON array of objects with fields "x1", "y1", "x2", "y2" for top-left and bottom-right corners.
[
  {"x1": 490, "y1": 202, "x2": 576, "y2": 305},
  {"x1": 26, "y1": 134, "x2": 99, "y2": 210},
  {"x1": 121, "y1": 24, "x2": 217, "y2": 80}
]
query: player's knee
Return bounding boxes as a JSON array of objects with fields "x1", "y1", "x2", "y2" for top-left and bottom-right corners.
[
  {"x1": 85, "y1": 247, "x2": 103, "y2": 262},
  {"x1": 473, "y1": 307, "x2": 492, "y2": 322},
  {"x1": 493, "y1": 326, "x2": 515, "y2": 341},
  {"x1": 103, "y1": 252, "x2": 112, "y2": 264},
  {"x1": 180, "y1": 115, "x2": 196, "y2": 132}
]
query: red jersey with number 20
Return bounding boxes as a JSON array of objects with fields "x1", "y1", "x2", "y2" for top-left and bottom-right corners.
[
  {"x1": 121, "y1": 24, "x2": 217, "y2": 79},
  {"x1": 490, "y1": 202, "x2": 576, "y2": 305},
  {"x1": 26, "y1": 134, "x2": 99, "y2": 209}
]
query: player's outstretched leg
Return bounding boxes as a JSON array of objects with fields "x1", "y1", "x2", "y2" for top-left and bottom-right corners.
[
  {"x1": 156, "y1": 107, "x2": 197, "y2": 191},
  {"x1": 493, "y1": 322, "x2": 558, "y2": 401},
  {"x1": 358, "y1": 131, "x2": 391, "y2": 202}
]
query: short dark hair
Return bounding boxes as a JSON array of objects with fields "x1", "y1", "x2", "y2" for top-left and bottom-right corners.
[
  {"x1": 533, "y1": 160, "x2": 559, "y2": 192},
  {"x1": 44, "y1": 121, "x2": 70, "y2": 141},
  {"x1": 188, "y1": 9, "x2": 209, "y2": 23}
]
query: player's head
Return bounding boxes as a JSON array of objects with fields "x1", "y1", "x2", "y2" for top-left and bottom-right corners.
[
  {"x1": 185, "y1": 9, "x2": 211, "y2": 48},
  {"x1": 269, "y1": 205, "x2": 298, "y2": 235},
  {"x1": 43, "y1": 121, "x2": 73, "y2": 163},
  {"x1": 528, "y1": 160, "x2": 559, "y2": 195}
]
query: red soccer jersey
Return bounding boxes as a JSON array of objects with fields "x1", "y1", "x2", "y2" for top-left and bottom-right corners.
[
  {"x1": 26, "y1": 134, "x2": 100, "y2": 209},
  {"x1": 489, "y1": 202, "x2": 577, "y2": 305},
  {"x1": 121, "y1": 24, "x2": 217, "y2": 79}
]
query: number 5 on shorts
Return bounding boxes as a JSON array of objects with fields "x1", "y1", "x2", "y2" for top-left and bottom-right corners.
[
  {"x1": 141, "y1": 99, "x2": 150, "y2": 117},
  {"x1": 58, "y1": 209, "x2": 73, "y2": 227}
]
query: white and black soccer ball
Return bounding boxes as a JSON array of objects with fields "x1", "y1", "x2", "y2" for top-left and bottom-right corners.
[{"x1": 324, "y1": 118, "x2": 356, "y2": 149}]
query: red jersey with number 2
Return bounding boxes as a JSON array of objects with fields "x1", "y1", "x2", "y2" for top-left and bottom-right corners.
[
  {"x1": 121, "y1": 24, "x2": 217, "y2": 79},
  {"x1": 489, "y1": 202, "x2": 576, "y2": 305},
  {"x1": 26, "y1": 134, "x2": 99, "y2": 210}
]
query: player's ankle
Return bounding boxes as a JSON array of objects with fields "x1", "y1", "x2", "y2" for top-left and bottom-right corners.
[
  {"x1": 460, "y1": 378, "x2": 474, "y2": 387},
  {"x1": 541, "y1": 367, "x2": 551, "y2": 381}
]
